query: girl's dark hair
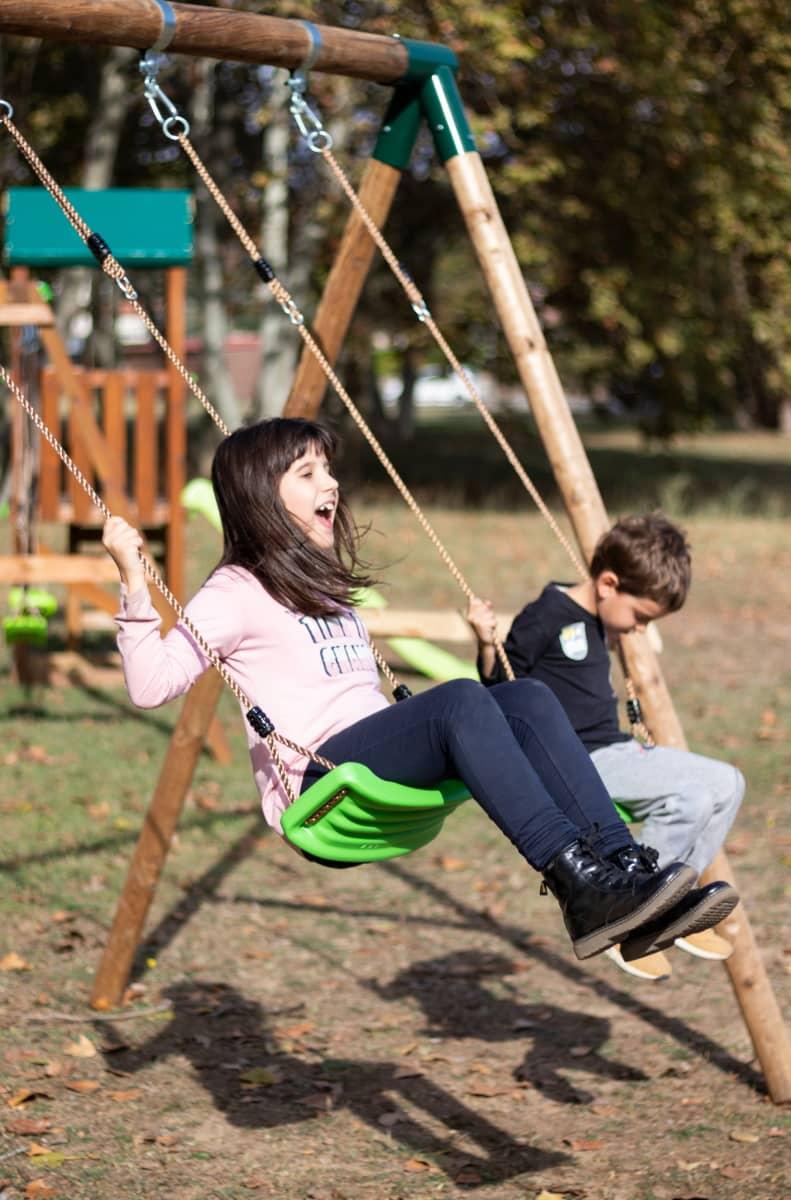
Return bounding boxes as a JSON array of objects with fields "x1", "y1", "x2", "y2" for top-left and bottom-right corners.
[
  {"x1": 211, "y1": 418, "x2": 373, "y2": 617},
  {"x1": 590, "y1": 514, "x2": 691, "y2": 613}
]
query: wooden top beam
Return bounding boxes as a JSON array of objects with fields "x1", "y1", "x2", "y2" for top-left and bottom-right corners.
[{"x1": 0, "y1": 0, "x2": 410, "y2": 83}]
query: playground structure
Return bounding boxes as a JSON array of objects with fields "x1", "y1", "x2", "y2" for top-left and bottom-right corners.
[
  {"x1": 1, "y1": 0, "x2": 789, "y2": 1103},
  {"x1": 1, "y1": 188, "x2": 191, "y2": 649}
]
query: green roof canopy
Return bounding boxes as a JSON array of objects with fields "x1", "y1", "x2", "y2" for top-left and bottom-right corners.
[{"x1": 4, "y1": 188, "x2": 193, "y2": 267}]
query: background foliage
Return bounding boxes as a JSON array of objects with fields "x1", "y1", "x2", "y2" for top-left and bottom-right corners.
[{"x1": 0, "y1": 0, "x2": 789, "y2": 434}]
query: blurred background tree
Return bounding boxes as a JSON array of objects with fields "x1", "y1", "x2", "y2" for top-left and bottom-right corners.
[{"x1": 1, "y1": 0, "x2": 788, "y2": 438}]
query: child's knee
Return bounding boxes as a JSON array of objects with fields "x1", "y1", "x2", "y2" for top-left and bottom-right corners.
[{"x1": 438, "y1": 677, "x2": 491, "y2": 719}]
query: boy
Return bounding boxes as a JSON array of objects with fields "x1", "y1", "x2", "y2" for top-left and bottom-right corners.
[{"x1": 468, "y1": 514, "x2": 744, "y2": 981}]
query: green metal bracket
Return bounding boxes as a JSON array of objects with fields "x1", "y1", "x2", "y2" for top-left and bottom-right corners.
[
  {"x1": 372, "y1": 85, "x2": 423, "y2": 170},
  {"x1": 420, "y1": 66, "x2": 476, "y2": 163},
  {"x1": 397, "y1": 36, "x2": 458, "y2": 81}
]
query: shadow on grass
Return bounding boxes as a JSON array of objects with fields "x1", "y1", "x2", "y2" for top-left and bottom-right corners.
[
  {"x1": 0, "y1": 807, "x2": 258, "y2": 875},
  {"x1": 96, "y1": 979, "x2": 568, "y2": 1186},
  {"x1": 342, "y1": 423, "x2": 791, "y2": 515},
  {"x1": 383, "y1": 858, "x2": 766, "y2": 1096},
  {"x1": 370, "y1": 948, "x2": 647, "y2": 1105},
  {"x1": 127, "y1": 836, "x2": 765, "y2": 1101}
]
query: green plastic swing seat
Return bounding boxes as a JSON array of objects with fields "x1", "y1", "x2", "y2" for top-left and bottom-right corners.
[
  {"x1": 613, "y1": 800, "x2": 634, "y2": 824},
  {"x1": 281, "y1": 762, "x2": 470, "y2": 863}
]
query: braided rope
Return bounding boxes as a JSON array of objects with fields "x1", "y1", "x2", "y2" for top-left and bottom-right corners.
[
  {"x1": 319, "y1": 146, "x2": 588, "y2": 582},
  {"x1": 0, "y1": 362, "x2": 335, "y2": 798},
  {"x1": 315, "y1": 147, "x2": 659, "y2": 737},
  {"x1": 0, "y1": 110, "x2": 406, "y2": 776},
  {"x1": 174, "y1": 130, "x2": 515, "y2": 682},
  {"x1": 0, "y1": 113, "x2": 231, "y2": 437}
]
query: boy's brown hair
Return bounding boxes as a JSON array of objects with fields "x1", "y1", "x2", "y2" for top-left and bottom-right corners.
[{"x1": 590, "y1": 514, "x2": 691, "y2": 613}]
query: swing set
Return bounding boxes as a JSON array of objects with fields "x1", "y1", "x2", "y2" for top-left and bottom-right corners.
[{"x1": 1, "y1": 0, "x2": 790, "y2": 1104}]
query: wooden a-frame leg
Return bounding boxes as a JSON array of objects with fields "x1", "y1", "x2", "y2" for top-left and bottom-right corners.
[
  {"x1": 90, "y1": 669, "x2": 225, "y2": 1010},
  {"x1": 284, "y1": 157, "x2": 402, "y2": 417},
  {"x1": 444, "y1": 146, "x2": 791, "y2": 1104}
]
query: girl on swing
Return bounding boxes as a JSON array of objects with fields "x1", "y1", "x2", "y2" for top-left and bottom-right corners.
[{"x1": 103, "y1": 418, "x2": 736, "y2": 964}]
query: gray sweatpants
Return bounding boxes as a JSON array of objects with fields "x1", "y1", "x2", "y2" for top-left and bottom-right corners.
[{"x1": 590, "y1": 740, "x2": 745, "y2": 875}]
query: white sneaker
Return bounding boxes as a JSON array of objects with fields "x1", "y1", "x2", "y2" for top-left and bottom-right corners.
[
  {"x1": 675, "y1": 928, "x2": 733, "y2": 960},
  {"x1": 605, "y1": 944, "x2": 672, "y2": 980}
]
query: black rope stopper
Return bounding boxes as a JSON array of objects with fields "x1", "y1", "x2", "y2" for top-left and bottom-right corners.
[
  {"x1": 253, "y1": 257, "x2": 276, "y2": 283},
  {"x1": 87, "y1": 231, "x2": 112, "y2": 265},
  {"x1": 625, "y1": 697, "x2": 643, "y2": 726},
  {"x1": 393, "y1": 684, "x2": 412, "y2": 702},
  {"x1": 246, "y1": 706, "x2": 275, "y2": 738}
]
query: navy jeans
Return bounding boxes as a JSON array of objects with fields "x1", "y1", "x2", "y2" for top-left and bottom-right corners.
[{"x1": 302, "y1": 678, "x2": 632, "y2": 870}]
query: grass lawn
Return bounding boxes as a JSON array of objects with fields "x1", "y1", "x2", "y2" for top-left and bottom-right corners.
[{"x1": 0, "y1": 426, "x2": 789, "y2": 1199}]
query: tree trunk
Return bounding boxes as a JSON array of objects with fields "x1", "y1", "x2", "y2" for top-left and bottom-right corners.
[
  {"x1": 191, "y1": 59, "x2": 242, "y2": 431},
  {"x1": 255, "y1": 70, "x2": 297, "y2": 419},
  {"x1": 56, "y1": 46, "x2": 136, "y2": 364}
]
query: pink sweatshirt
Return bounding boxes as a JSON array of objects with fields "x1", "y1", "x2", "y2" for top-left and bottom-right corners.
[{"x1": 115, "y1": 566, "x2": 389, "y2": 833}]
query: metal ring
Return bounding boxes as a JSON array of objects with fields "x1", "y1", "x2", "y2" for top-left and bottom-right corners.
[
  {"x1": 149, "y1": 0, "x2": 177, "y2": 53},
  {"x1": 307, "y1": 129, "x2": 333, "y2": 153},
  {"x1": 162, "y1": 114, "x2": 190, "y2": 140},
  {"x1": 0, "y1": 99, "x2": 14, "y2": 120},
  {"x1": 297, "y1": 20, "x2": 323, "y2": 72}
]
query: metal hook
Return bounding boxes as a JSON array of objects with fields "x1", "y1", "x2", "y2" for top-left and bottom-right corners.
[
  {"x1": 140, "y1": 68, "x2": 191, "y2": 140},
  {"x1": 0, "y1": 99, "x2": 14, "y2": 120},
  {"x1": 286, "y1": 21, "x2": 333, "y2": 153}
]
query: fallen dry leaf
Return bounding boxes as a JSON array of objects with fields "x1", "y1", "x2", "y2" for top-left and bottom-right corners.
[
  {"x1": 565, "y1": 1138, "x2": 604, "y2": 1151},
  {"x1": 63, "y1": 1035, "x2": 96, "y2": 1059},
  {"x1": 25, "y1": 1182, "x2": 57, "y2": 1199},
  {"x1": 393, "y1": 1066, "x2": 422, "y2": 1080},
  {"x1": 728, "y1": 1128, "x2": 760, "y2": 1143},
  {"x1": 7, "y1": 1089, "x2": 53, "y2": 1109},
  {"x1": 536, "y1": 1192, "x2": 567, "y2": 1200},
  {"x1": 434, "y1": 854, "x2": 468, "y2": 871},
  {"x1": 0, "y1": 952, "x2": 31, "y2": 971},
  {"x1": 403, "y1": 1157, "x2": 431, "y2": 1173},
  {"x1": 5, "y1": 1116, "x2": 52, "y2": 1135},
  {"x1": 275, "y1": 1021, "x2": 315, "y2": 1040},
  {"x1": 27, "y1": 1149, "x2": 67, "y2": 1167},
  {"x1": 108, "y1": 1089, "x2": 142, "y2": 1103},
  {"x1": 466, "y1": 1082, "x2": 510, "y2": 1097},
  {"x1": 239, "y1": 1067, "x2": 281, "y2": 1088},
  {"x1": 64, "y1": 1080, "x2": 100, "y2": 1094}
]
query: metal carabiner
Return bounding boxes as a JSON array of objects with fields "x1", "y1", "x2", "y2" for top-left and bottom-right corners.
[
  {"x1": 288, "y1": 86, "x2": 333, "y2": 153},
  {"x1": 139, "y1": 53, "x2": 191, "y2": 140},
  {"x1": 278, "y1": 296, "x2": 305, "y2": 327},
  {"x1": 0, "y1": 99, "x2": 14, "y2": 120}
]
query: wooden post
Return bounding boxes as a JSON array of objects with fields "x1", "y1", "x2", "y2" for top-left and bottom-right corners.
[
  {"x1": 90, "y1": 668, "x2": 225, "y2": 1009},
  {"x1": 0, "y1": 1, "x2": 412, "y2": 83},
  {"x1": 284, "y1": 158, "x2": 402, "y2": 417},
  {"x1": 444, "y1": 147, "x2": 791, "y2": 1103},
  {"x1": 164, "y1": 266, "x2": 186, "y2": 603}
]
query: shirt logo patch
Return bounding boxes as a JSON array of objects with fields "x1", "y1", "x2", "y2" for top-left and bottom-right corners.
[{"x1": 559, "y1": 621, "x2": 588, "y2": 661}]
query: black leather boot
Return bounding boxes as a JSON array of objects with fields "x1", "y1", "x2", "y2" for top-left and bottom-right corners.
[
  {"x1": 541, "y1": 839, "x2": 697, "y2": 960},
  {"x1": 620, "y1": 881, "x2": 738, "y2": 961},
  {"x1": 609, "y1": 842, "x2": 697, "y2": 883}
]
